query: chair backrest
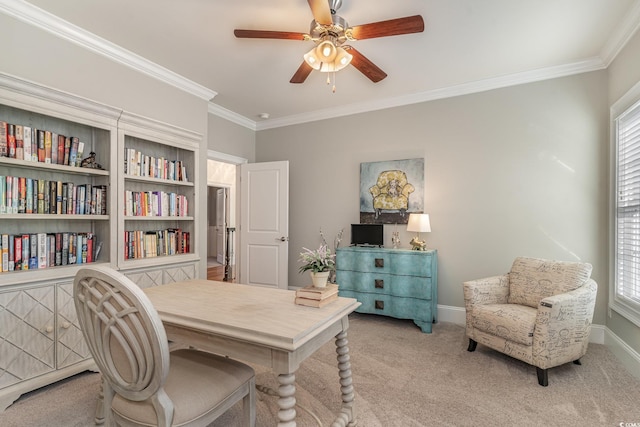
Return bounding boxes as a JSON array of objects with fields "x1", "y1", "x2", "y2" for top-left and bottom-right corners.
[
  {"x1": 376, "y1": 170, "x2": 409, "y2": 189},
  {"x1": 507, "y1": 256, "x2": 593, "y2": 308},
  {"x1": 74, "y1": 266, "x2": 170, "y2": 404}
]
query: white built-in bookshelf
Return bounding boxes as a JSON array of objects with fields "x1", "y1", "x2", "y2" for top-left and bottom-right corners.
[
  {"x1": 0, "y1": 73, "x2": 202, "y2": 411},
  {"x1": 117, "y1": 111, "x2": 200, "y2": 270}
]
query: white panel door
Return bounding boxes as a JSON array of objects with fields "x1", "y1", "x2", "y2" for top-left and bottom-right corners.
[{"x1": 240, "y1": 161, "x2": 289, "y2": 289}]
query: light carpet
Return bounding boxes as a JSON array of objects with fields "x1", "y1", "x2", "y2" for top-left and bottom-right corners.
[{"x1": 2, "y1": 313, "x2": 640, "y2": 426}]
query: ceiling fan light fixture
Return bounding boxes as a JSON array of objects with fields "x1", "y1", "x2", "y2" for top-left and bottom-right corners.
[{"x1": 304, "y1": 44, "x2": 352, "y2": 73}]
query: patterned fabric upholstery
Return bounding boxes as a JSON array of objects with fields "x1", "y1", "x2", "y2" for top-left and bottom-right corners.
[
  {"x1": 463, "y1": 257, "x2": 597, "y2": 385},
  {"x1": 507, "y1": 257, "x2": 592, "y2": 308}
]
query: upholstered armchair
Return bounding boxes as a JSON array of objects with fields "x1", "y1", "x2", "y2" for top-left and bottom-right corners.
[
  {"x1": 463, "y1": 256, "x2": 597, "y2": 386},
  {"x1": 369, "y1": 170, "x2": 415, "y2": 219}
]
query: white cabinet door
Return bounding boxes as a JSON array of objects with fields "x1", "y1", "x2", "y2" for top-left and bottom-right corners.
[
  {"x1": 56, "y1": 282, "x2": 90, "y2": 369},
  {"x1": 0, "y1": 285, "x2": 56, "y2": 389}
]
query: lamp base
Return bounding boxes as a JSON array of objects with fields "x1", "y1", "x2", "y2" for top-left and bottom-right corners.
[{"x1": 410, "y1": 237, "x2": 426, "y2": 251}]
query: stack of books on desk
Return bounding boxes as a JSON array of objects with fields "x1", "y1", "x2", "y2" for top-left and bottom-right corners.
[{"x1": 294, "y1": 283, "x2": 339, "y2": 308}]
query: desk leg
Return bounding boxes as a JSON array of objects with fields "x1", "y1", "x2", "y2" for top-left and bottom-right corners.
[
  {"x1": 277, "y1": 372, "x2": 296, "y2": 427},
  {"x1": 332, "y1": 330, "x2": 357, "y2": 427}
]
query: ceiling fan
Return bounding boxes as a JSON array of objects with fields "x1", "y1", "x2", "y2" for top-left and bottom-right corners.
[{"x1": 234, "y1": 0, "x2": 424, "y2": 86}]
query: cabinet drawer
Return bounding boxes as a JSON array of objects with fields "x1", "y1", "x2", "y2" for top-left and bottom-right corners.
[
  {"x1": 336, "y1": 249, "x2": 433, "y2": 277},
  {"x1": 337, "y1": 270, "x2": 432, "y2": 299},
  {"x1": 339, "y1": 290, "x2": 433, "y2": 322}
]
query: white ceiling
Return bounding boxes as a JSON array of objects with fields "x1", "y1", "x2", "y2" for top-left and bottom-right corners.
[{"x1": 6, "y1": 0, "x2": 640, "y2": 130}]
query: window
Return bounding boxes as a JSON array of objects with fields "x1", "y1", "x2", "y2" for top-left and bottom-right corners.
[{"x1": 613, "y1": 88, "x2": 640, "y2": 327}]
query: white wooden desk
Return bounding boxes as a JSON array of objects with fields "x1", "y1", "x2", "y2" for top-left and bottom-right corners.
[{"x1": 144, "y1": 280, "x2": 361, "y2": 427}]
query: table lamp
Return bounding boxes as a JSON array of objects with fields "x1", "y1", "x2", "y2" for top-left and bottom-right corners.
[{"x1": 407, "y1": 213, "x2": 431, "y2": 250}]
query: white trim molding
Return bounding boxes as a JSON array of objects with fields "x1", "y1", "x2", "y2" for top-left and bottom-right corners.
[
  {"x1": 4, "y1": 0, "x2": 639, "y2": 131},
  {"x1": 207, "y1": 149, "x2": 248, "y2": 165},
  {"x1": 0, "y1": 0, "x2": 217, "y2": 101},
  {"x1": 605, "y1": 327, "x2": 640, "y2": 380}
]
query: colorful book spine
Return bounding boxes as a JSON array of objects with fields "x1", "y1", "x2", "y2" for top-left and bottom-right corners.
[
  {"x1": 7, "y1": 124, "x2": 16, "y2": 158},
  {"x1": 15, "y1": 125, "x2": 24, "y2": 160},
  {"x1": 0, "y1": 121, "x2": 7, "y2": 157},
  {"x1": 23, "y1": 126, "x2": 32, "y2": 162},
  {"x1": 44, "y1": 131, "x2": 52, "y2": 163}
]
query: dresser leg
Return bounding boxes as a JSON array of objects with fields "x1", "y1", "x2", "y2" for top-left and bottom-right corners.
[
  {"x1": 277, "y1": 373, "x2": 296, "y2": 427},
  {"x1": 332, "y1": 330, "x2": 357, "y2": 427},
  {"x1": 414, "y1": 320, "x2": 432, "y2": 333}
]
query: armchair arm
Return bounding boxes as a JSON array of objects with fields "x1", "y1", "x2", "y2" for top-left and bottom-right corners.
[
  {"x1": 532, "y1": 279, "x2": 597, "y2": 368},
  {"x1": 463, "y1": 274, "x2": 510, "y2": 308},
  {"x1": 369, "y1": 185, "x2": 382, "y2": 197},
  {"x1": 401, "y1": 183, "x2": 415, "y2": 198}
]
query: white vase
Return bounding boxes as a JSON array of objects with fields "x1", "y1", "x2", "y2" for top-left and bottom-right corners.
[{"x1": 310, "y1": 271, "x2": 330, "y2": 288}]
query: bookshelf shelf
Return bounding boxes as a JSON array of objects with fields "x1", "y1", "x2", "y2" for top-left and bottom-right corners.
[
  {"x1": 123, "y1": 174, "x2": 193, "y2": 186},
  {"x1": 0, "y1": 156, "x2": 110, "y2": 176},
  {"x1": 124, "y1": 216, "x2": 194, "y2": 221},
  {"x1": 0, "y1": 214, "x2": 109, "y2": 220}
]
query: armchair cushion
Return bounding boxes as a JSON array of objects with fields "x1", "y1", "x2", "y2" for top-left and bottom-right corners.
[
  {"x1": 471, "y1": 304, "x2": 537, "y2": 346},
  {"x1": 507, "y1": 257, "x2": 592, "y2": 308}
]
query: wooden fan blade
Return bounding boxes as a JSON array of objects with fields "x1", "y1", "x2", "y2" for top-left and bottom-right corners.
[
  {"x1": 290, "y1": 62, "x2": 314, "y2": 84},
  {"x1": 234, "y1": 29, "x2": 307, "y2": 41},
  {"x1": 350, "y1": 15, "x2": 424, "y2": 40},
  {"x1": 345, "y1": 47, "x2": 387, "y2": 83},
  {"x1": 307, "y1": 0, "x2": 333, "y2": 25}
]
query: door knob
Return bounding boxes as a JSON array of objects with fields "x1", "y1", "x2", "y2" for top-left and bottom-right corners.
[{"x1": 277, "y1": 236, "x2": 289, "y2": 242}]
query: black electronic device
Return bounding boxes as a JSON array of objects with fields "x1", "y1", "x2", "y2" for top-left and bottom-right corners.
[{"x1": 350, "y1": 224, "x2": 383, "y2": 247}]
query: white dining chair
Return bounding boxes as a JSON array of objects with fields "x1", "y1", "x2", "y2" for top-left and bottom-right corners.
[{"x1": 74, "y1": 265, "x2": 256, "y2": 426}]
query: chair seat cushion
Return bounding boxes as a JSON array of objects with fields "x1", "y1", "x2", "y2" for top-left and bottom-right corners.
[
  {"x1": 471, "y1": 304, "x2": 537, "y2": 346},
  {"x1": 507, "y1": 257, "x2": 592, "y2": 308},
  {"x1": 113, "y1": 349, "x2": 254, "y2": 426}
]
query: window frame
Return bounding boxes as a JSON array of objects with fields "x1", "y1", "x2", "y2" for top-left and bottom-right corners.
[{"x1": 611, "y1": 80, "x2": 640, "y2": 328}]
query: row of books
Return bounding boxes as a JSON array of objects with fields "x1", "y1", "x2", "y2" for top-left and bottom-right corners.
[
  {"x1": 0, "y1": 232, "x2": 100, "y2": 273},
  {"x1": 0, "y1": 121, "x2": 86, "y2": 167},
  {"x1": 0, "y1": 176, "x2": 107, "y2": 215},
  {"x1": 124, "y1": 148, "x2": 188, "y2": 182},
  {"x1": 124, "y1": 229, "x2": 190, "y2": 260},
  {"x1": 124, "y1": 190, "x2": 188, "y2": 217}
]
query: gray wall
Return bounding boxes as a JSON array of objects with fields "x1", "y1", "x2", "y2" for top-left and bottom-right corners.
[
  {"x1": 207, "y1": 115, "x2": 256, "y2": 162},
  {"x1": 606, "y1": 29, "x2": 640, "y2": 354},
  {"x1": 256, "y1": 71, "x2": 610, "y2": 326}
]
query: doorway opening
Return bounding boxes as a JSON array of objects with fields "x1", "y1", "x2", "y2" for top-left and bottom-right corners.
[{"x1": 206, "y1": 152, "x2": 246, "y2": 282}]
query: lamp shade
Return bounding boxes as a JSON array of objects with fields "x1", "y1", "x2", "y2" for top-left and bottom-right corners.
[{"x1": 407, "y1": 213, "x2": 431, "y2": 233}]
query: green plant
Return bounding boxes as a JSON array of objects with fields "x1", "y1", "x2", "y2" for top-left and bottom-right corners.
[{"x1": 298, "y1": 244, "x2": 336, "y2": 274}]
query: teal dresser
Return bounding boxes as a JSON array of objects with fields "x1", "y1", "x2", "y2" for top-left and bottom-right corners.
[{"x1": 336, "y1": 247, "x2": 438, "y2": 333}]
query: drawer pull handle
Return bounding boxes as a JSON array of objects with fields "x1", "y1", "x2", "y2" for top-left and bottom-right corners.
[
  {"x1": 375, "y1": 279, "x2": 384, "y2": 289},
  {"x1": 374, "y1": 258, "x2": 384, "y2": 268},
  {"x1": 375, "y1": 300, "x2": 384, "y2": 310}
]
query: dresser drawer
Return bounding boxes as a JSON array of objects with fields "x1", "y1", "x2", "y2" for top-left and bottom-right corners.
[
  {"x1": 337, "y1": 270, "x2": 432, "y2": 299},
  {"x1": 340, "y1": 290, "x2": 433, "y2": 322},
  {"x1": 336, "y1": 248, "x2": 433, "y2": 277}
]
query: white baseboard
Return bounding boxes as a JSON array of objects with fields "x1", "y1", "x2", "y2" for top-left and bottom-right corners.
[
  {"x1": 440, "y1": 305, "x2": 640, "y2": 380},
  {"x1": 437, "y1": 304, "x2": 466, "y2": 325},
  {"x1": 604, "y1": 327, "x2": 640, "y2": 380}
]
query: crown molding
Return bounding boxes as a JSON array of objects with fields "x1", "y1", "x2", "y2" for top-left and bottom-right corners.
[
  {"x1": 2, "y1": 0, "x2": 635, "y2": 131},
  {"x1": 254, "y1": 58, "x2": 607, "y2": 131},
  {"x1": 207, "y1": 103, "x2": 257, "y2": 130},
  {"x1": 0, "y1": 0, "x2": 217, "y2": 101},
  {"x1": 600, "y1": 0, "x2": 640, "y2": 66}
]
